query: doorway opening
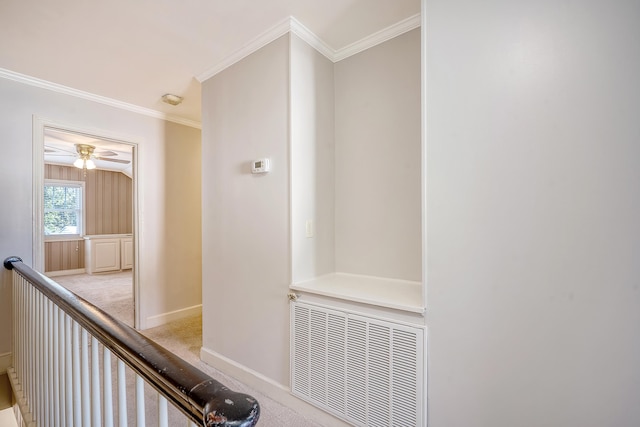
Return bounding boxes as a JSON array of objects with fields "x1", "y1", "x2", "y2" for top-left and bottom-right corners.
[{"x1": 33, "y1": 117, "x2": 141, "y2": 328}]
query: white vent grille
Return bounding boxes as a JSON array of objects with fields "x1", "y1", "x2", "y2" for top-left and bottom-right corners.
[{"x1": 291, "y1": 302, "x2": 424, "y2": 427}]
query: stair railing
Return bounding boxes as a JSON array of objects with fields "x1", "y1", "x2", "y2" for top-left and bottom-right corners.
[{"x1": 3, "y1": 256, "x2": 260, "y2": 427}]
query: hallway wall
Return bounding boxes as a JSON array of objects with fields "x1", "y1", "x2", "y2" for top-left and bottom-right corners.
[
  {"x1": 0, "y1": 75, "x2": 203, "y2": 358},
  {"x1": 425, "y1": 0, "x2": 640, "y2": 425}
]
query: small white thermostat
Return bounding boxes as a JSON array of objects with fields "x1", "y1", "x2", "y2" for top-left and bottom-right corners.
[{"x1": 251, "y1": 158, "x2": 270, "y2": 174}]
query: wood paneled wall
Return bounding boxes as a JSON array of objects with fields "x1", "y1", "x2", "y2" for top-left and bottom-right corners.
[
  {"x1": 45, "y1": 240, "x2": 85, "y2": 272},
  {"x1": 44, "y1": 164, "x2": 133, "y2": 272}
]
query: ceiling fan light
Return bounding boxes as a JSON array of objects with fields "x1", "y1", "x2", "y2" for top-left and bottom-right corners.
[
  {"x1": 74, "y1": 158, "x2": 84, "y2": 169},
  {"x1": 85, "y1": 159, "x2": 96, "y2": 170}
]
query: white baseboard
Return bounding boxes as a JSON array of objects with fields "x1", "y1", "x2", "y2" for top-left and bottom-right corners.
[
  {"x1": 45, "y1": 268, "x2": 85, "y2": 278},
  {"x1": 200, "y1": 347, "x2": 350, "y2": 427},
  {"x1": 0, "y1": 408, "x2": 19, "y2": 427},
  {"x1": 144, "y1": 304, "x2": 202, "y2": 329},
  {"x1": 0, "y1": 353, "x2": 11, "y2": 374}
]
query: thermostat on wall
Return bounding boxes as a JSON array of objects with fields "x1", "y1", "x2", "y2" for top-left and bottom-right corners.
[{"x1": 251, "y1": 158, "x2": 270, "y2": 174}]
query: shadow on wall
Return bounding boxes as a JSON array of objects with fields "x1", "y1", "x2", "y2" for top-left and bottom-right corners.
[
  {"x1": 152, "y1": 120, "x2": 202, "y2": 325},
  {"x1": 0, "y1": 268, "x2": 13, "y2": 366}
]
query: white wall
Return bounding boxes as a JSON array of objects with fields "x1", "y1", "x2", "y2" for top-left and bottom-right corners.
[
  {"x1": 0, "y1": 77, "x2": 202, "y2": 354},
  {"x1": 334, "y1": 28, "x2": 422, "y2": 281},
  {"x1": 290, "y1": 33, "x2": 336, "y2": 283},
  {"x1": 201, "y1": 35, "x2": 291, "y2": 384},
  {"x1": 201, "y1": 29, "x2": 422, "y2": 426},
  {"x1": 426, "y1": 0, "x2": 640, "y2": 425},
  {"x1": 146, "y1": 120, "x2": 202, "y2": 327}
]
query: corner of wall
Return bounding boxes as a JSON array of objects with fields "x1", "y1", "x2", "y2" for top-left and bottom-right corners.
[{"x1": 200, "y1": 346, "x2": 351, "y2": 427}]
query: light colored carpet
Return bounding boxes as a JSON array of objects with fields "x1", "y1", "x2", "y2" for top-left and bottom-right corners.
[
  {"x1": 54, "y1": 271, "x2": 134, "y2": 327},
  {"x1": 53, "y1": 272, "x2": 324, "y2": 426}
]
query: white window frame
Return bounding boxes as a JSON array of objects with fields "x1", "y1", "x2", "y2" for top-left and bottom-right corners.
[{"x1": 44, "y1": 179, "x2": 86, "y2": 241}]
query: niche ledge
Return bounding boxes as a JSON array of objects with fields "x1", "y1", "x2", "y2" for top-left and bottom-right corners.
[{"x1": 291, "y1": 273, "x2": 424, "y2": 314}]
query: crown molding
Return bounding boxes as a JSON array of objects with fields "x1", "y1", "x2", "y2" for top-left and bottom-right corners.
[
  {"x1": 333, "y1": 13, "x2": 422, "y2": 62},
  {"x1": 196, "y1": 17, "x2": 293, "y2": 82},
  {"x1": 289, "y1": 17, "x2": 335, "y2": 61},
  {"x1": 0, "y1": 14, "x2": 422, "y2": 120},
  {"x1": 0, "y1": 68, "x2": 202, "y2": 129},
  {"x1": 197, "y1": 14, "x2": 422, "y2": 82}
]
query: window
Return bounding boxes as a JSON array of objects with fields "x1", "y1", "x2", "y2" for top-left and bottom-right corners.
[{"x1": 44, "y1": 180, "x2": 84, "y2": 238}]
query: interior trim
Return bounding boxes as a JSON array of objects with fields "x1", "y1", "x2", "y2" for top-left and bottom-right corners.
[
  {"x1": 1, "y1": 14, "x2": 420, "y2": 125},
  {"x1": 333, "y1": 13, "x2": 421, "y2": 62},
  {"x1": 197, "y1": 14, "x2": 422, "y2": 82},
  {"x1": 145, "y1": 304, "x2": 203, "y2": 330},
  {"x1": 32, "y1": 116, "x2": 143, "y2": 329},
  {"x1": 0, "y1": 68, "x2": 201, "y2": 129},
  {"x1": 289, "y1": 17, "x2": 335, "y2": 61},
  {"x1": 196, "y1": 16, "x2": 292, "y2": 82}
]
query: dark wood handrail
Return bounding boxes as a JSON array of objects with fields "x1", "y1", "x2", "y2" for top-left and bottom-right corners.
[{"x1": 4, "y1": 256, "x2": 260, "y2": 427}]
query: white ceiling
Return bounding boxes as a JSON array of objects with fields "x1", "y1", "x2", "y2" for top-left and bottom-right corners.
[
  {"x1": 44, "y1": 128, "x2": 133, "y2": 175},
  {"x1": 0, "y1": 0, "x2": 420, "y2": 125}
]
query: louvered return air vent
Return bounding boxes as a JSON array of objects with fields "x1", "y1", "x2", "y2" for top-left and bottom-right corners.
[{"x1": 291, "y1": 302, "x2": 425, "y2": 427}]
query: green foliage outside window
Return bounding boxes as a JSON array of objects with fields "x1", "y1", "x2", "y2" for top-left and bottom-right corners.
[{"x1": 44, "y1": 184, "x2": 82, "y2": 235}]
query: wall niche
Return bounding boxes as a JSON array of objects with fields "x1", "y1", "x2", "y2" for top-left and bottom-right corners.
[{"x1": 290, "y1": 28, "x2": 423, "y2": 314}]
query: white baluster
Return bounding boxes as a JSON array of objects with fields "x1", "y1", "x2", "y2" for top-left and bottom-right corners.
[
  {"x1": 103, "y1": 348, "x2": 114, "y2": 427},
  {"x1": 53, "y1": 305, "x2": 60, "y2": 427},
  {"x1": 38, "y1": 292, "x2": 46, "y2": 427},
  {"x1": 23, "y1": 285, "x2": 36, "y2": 414},
  {"x1": 10, "y1": 274, "x2": 15, "y2": 384},
  {"x1": 136, "y1": 375, "x2": 145, "y2": 427},
  {"x1": 19, "y1": 279, "x2": 25, "y2": 410},
  {"x1": 58, "y1": 308, "x2": 66, "y2": 427},
  {"x1": 33, "y1": 288, "x2": 39, "y2": 421},
  {"x1": 91, "y1": 337, "x2": 102, "y2": 427},
  {"x1": 20, "y1": 277, "x2": 26, "y2": 393},
  {"x1": 31, "y1": 286, "x2": 36, "y2": 417},
  {"x1": 81, "y1": 329, "x2": 91, "y2": 427},
  {"x1": 40, "y1": 294, "x2": 46, "y2": 426},
  {"x1": 34, "y1": 290, "x2": 41, "y2": 424},
  {"x1": 15, "y1": 276, "x2": 20, "y2": 385},
  {"x1": 73, "y1": 322, "x2": 81, "y2": 425},
  {"x1": 39, "y1": 292, "x2": 46, "y2": 426},
  {"x1": 47, "y1": 299, "x2": 55, "y2": 427},
  {"x1": 65, "y1": 314, "x2": 73, "y2": 426},
  {"x1": 21, "y1": 278, "x2": 27, "y2": 416},
  {"x1": 17, "y1": 276, "x2": 22, "y2": 411},
  {"x1": 22, "y1": 277, "x2": 27, "y2": 397},
  {"x1": 11, "y1": 275, "x2": 16, "y2": 394},
  {"x1": 117, "y1": 360, "x2": 128, "y2": 427},
  {"x1": 158, "y1": 395, "x2": 168, "y2": 427}
]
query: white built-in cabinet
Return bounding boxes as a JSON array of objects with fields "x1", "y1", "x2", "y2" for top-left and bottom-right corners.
[
  {"x1": 121, "y1": 237, "x2": 133, "y2": 270},
  {"x1": 84, "y1": 234, "x2": 133, "y2": 274}
]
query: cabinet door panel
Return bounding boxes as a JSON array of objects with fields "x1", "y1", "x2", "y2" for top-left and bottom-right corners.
[
  {"x1": 94, "y1": 239, "x2": 121, "y2": 272},
  {"x1": 121, "y1": 238, "x2": 133, "y2": 269}
]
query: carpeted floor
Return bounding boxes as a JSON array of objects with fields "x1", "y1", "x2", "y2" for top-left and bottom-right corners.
[
  {"x1": 54, "y1": 271, "x2": 135, "y2": 327},
  {"x1": 52, "y1": 271, "x2": 324, "y2": 426}
]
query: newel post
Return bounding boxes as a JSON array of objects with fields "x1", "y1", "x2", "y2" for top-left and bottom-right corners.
[{"x1": 3, "y1": 256, "x2": 23, "y2": 270}]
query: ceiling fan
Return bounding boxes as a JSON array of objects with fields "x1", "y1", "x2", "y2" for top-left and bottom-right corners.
[{"x1": 44, "y1": 143, "x2": 130, "y2": 170}]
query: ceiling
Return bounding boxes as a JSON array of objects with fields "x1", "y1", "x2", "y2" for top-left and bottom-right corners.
[
  {"x1": 44, "y1": 128, "x2": 133, "y2": 176},
  {"x1": 0, "y1": 0, "x2": 420, "y2": 125}
]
